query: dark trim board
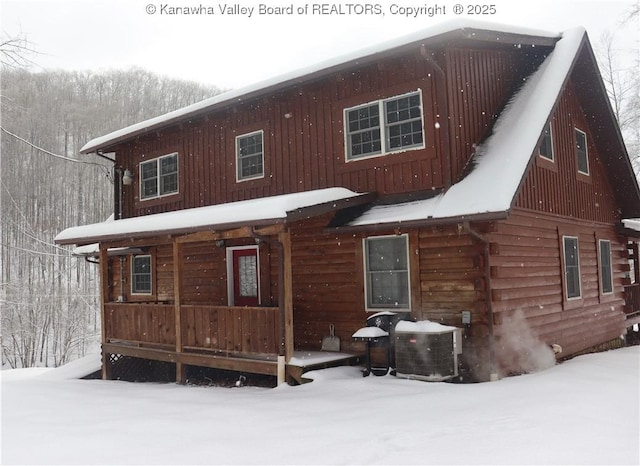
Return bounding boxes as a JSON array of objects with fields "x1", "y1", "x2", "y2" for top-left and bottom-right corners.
[{"x1": 102, "y1": 342, "x2": 279, "y2": 376}]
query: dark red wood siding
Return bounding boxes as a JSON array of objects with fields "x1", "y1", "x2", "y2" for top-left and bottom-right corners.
[
  {"x1": 486, "y1": 210, "x2": 628, "y2": 358},
  {"x1": 516, "y1": 81, "x2": 621, "y2": 224},
  {"x1": 114, "y1": 46, "x2": 544, "y2": 219},
  {"x1": 445, "y1": 48, "x2": 541, "y2": 182}
]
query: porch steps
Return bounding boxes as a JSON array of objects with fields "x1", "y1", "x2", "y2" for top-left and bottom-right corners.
[{"x1": 286, "y1": 351, "x2": 362, "y2": 385}]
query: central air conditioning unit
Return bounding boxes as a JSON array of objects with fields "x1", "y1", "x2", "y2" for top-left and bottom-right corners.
[{"x1": 394, "y1": 320, "x2": 462, "y2": 382}]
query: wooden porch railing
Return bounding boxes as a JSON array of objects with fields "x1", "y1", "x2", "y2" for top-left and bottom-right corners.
[
  {"x1": 624, "y1": 284, "x2": 640, "y2": 317},
  {"x1": 181, "y1": 305, "x2": 280, "y2": 356},
  {"x1": 105, "y1": 303, "x2": 176, "y2": 346},
  {"x1": 104, "y1": 303, "x2": 281, "y2": 357}
]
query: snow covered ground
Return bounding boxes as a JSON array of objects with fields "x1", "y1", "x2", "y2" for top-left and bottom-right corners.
[{"x1": 1, "y1": 346, "x2": 638, "y2": 465}]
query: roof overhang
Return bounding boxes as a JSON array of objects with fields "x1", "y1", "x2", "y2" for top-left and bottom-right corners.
[
  {"x1": 55, "y1": 188, "x2": 373, "y2": 246},
  {"x1": 618, "y1": 219, "x2": 640, "y2": 239}
]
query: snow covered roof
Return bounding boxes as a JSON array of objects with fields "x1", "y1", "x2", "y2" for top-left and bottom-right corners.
[
  {"x1": 346, "y1": 27, "x2": 587, "y2": 228},
  {"x1": 80, "y1": 20, "x2": 559, "y2": 154},
  {"x1": 55, "y1": 188, "x2": 365, "y2": 245},
  {"x1": 623, "y1": 219, "x2": 640, "y2": 233}
]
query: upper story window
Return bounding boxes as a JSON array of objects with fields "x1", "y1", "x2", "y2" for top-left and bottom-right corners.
[
  {"x1": 345, "y1": 90, "x2": 424, "y2": 161},
  {"x1": 538, "y1": 122, "x2": 554, "y2": 161},
  {"x1": 575, "y1": 128, "x2": 589, "y2": 175},
  {"x1": 236, "y1": 130, "x2": 264, "y2": 181},
  {"x1": 140, "y1": 153, "x2": 179, "y2": 200},
  {"x1": 563, "y1": 236, "x2": 581, "y2": 300},
  {"x1": 364, "y1": 235, "x2": 410, "y2": 310},
  {"x1": 598, "y1": 240, "x2": 613, "y2": 294},
  {"x1": 131, "y1": 255, "x2": 152, "y2": 295}
]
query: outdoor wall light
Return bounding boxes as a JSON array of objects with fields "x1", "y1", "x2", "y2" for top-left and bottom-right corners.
[
  {"x1": 215, "y1": 239, "x2": 226, "y2": 248},
  {"x1": 122, "y1": 169, "x2": 133, "y2": 186}
]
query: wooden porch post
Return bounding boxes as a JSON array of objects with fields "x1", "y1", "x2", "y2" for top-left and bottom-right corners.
[
  {"x1": 173, "y1": 240, "x2": 186, "y2": 383},
  {"x1": 278, "y1": 230, "x2": 294, "y2": 363},
  {"x1": 99, "y1": 246, "x2": 112, "y2": 380},
  {"x1": 633, "y1": 242, "x2": 640, "y2": 285}
]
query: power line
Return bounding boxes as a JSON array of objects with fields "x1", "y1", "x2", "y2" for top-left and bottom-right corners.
[
  {"x1": 0, "y1": 242, "x2": 73, "y2": 257},
  {"x1": 0, "y1": 126, "x2": 110, "y2": 170}
]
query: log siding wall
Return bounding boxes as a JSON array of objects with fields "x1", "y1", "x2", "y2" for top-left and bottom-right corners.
[{"x1": 486, "y1": 209, "x2": 628, "y2": 358}]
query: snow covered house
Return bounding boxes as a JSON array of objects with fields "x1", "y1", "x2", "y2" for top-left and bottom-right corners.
[{"x1": 56, "y1": 21, "x2": 640, "y2": 383}]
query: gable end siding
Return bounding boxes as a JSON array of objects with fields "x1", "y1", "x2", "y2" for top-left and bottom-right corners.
[{"x1": 515, "y1": 81, "x2": 620, "y2": 224}]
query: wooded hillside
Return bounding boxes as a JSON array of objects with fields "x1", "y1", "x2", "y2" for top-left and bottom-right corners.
[{"x1": 0, "y1": 68, "x2": 219, "y2": 367}]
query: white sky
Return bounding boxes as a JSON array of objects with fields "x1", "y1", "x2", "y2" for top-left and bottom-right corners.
[{"x1": 2, "y1": 0, "x2": 638, "y2": 90}]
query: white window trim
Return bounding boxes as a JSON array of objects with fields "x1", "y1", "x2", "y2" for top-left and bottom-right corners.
[
  {"x1": 598, "y1": 239, "x2": 614, "y2": 295},
  {"x1": 539, "y1": 121, "x2": 555, "y2": 162},
  {"x1": 562, "y1": 236, "x2": 582, "y2": 300},
  {"x1": 235, "y1": 130, "x2": 265, "y2": 182},
  {"x1": 131, "y1": 254, "x2": 152, "y2": 296},
  {"x1": 225, "y1": 245, "x2": 261, "y2": 306},
  {"x1": 575, "y1": 128, "x2": 590, "y2": 175},
  {"x1": 139, "y1": 152, "x2": 179, "y2": 201},
  {"x1": 362, "y1": 234, "x2": 411, "y2": 312},
  {"x1": 344, "y1": 89, "x2": 426, "y2": 162}
]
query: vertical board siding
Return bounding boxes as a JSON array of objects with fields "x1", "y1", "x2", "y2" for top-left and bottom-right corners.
[
  {"x1": 487, "y1": 210, "x2": 628, "y2": 357},
  {"x1": 445, "y1": 48, "x2": 539, "y2": 183},
  {"x1": 516, "y1": 82, "x2": 620, "y2": 223},
  {"x1": 114, "y1": 47, "x2": 538, "y2": 219}
]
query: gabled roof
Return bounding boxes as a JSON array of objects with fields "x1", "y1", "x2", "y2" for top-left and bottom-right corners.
[
  {"x1": 54, "y1": 188, "x2": 367, "y2": 245},
  {"x1": 79, "y1": 20, "x2": 559, "y2": 155},
  {"x1": 344, "y1": 27, "x2": 640, "y2": 228}
]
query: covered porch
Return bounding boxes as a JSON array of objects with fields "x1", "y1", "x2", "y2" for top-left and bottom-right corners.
[{"x1": 55, "y1": 188, "x2": 372, "y2": 385}]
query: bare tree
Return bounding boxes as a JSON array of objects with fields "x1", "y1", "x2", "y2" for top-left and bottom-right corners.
[
  {"x1": 0, "y1": 31, "x2": 37, "y2": 68},
  {"x1": 1, "y1": 67, "x2": 220, "y2": 368},
  {"x1": 596, "y1": 6, "x2": 640, "y2": 177}
]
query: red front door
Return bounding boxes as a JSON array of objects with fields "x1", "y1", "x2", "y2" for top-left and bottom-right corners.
[{"x1": 231, "y1": 248, "x2": 259, "y2": 306}]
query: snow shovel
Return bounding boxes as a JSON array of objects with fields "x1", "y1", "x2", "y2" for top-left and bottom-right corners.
[{"x1": 321, "y1": 324, "x2": 340, "y2": 352}]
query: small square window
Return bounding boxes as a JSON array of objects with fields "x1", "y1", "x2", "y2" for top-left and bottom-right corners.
[{"x1": 236, "y1": 131, "x2": 264, "y2": 181}]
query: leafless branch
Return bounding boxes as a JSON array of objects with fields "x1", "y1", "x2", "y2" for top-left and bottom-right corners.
[{"x1": 0, "y1": 31, "x2": 38, "y2": 69}]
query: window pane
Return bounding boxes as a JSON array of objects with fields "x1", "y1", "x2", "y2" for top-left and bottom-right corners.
[
  {"x1": 140, "y1": 161, "x2": 158, "y2": 199},
  {"x1": 600, "y1": 241, "x2": 613, "y2": 294},
  {"x1": 346, "y1": 104, "x2": 381, "y2": 159},
  {"x1": 539, "y1": 123, "x2": 553, "y2": 160},
  {"x1": 132, "y1": 255, "x2": 152, "y2": 294},
  {"x1": 369, "y1": 271, "x2": 409, "y2": 307},
  {"x1": 385, "y1": 93, "x2": 424, "y2": 151},
  {"x1": 238, "y1": 255, "x2": 258, "y2": 297},
  {"x1": 160, "y1": 154, "x2": 178, "y2": 175},
  {"x1": 366, "y1": 236, "x2": 409, "y2": 308},
  {"x1": 237, "y1": 132, "x2": 264, "y2": 180},
  {"x1": 564, "y1": 237, "x2": 581, "y2": 299},
  {"x1": 575, "y1": 129, "x2": 589, "y2": 174},
  {"x1": 349, "y1": 129, "x2": 381, "y2": 159}
]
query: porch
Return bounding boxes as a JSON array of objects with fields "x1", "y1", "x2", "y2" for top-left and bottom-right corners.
[
  {"x1": 102, "y1": 301, "x2": 287, "y2": 379},
  {"x1": 101, "y1": 302, "x2": 361, "y2": 384}
]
